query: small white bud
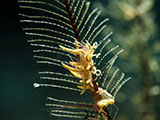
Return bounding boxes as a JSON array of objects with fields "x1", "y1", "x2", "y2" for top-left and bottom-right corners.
[
  {"x1": 33, "y1": 83, "x2": 40, "y2": 88},
  {"x1": 86, "y1": 2, "x2": 90, "y2": 6},
  {"x1": 93, "y1": 42, "x2": 98, "y2": 49},
  {"x1": 96, "y1": 53, "x2": 101, "y2": 58}
]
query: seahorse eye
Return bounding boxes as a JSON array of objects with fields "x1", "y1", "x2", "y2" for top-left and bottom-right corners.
[{"x1": 95, "y1": 69, "x2": 101, "y2": 76}]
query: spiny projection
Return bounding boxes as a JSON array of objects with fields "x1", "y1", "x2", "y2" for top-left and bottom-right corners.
[{"x1": 18, "y1": 0, "x2": 131, "y2": 119}]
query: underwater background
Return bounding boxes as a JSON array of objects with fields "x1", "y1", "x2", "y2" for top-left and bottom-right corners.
[{"x1": 0, "y1": 0, "x2": 160, "y2": 120}]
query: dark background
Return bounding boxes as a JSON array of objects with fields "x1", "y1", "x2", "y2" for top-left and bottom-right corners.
[{"x1": 0, "y1": 0, "x2": 50, "y2": 120}]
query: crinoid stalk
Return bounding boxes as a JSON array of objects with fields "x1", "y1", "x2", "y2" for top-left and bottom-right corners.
[{"x1": 18, "y1": 0, "x2": 131, "y2": 120}]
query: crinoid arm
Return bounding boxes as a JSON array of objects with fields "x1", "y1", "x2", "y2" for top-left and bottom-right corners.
[
  {"x1": 18, "y1": 0, "x2": 131, "y2": 120},
  {"x1": 61, "y1": 63, "x2": 83, "y2": 72},
  {"x1": 86, "y1": 45, "x2": 94, "y2": 62},
  {"x1": 59, "y1": 45, "x2": 85, "y2": 55},
  {"x1": 77, "y1": 85, "x2": 88, "y2": 95}
]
